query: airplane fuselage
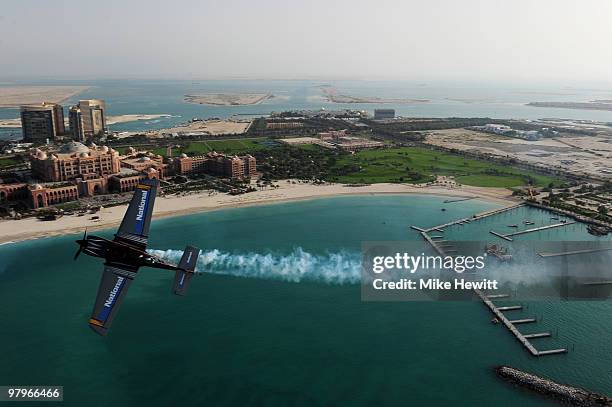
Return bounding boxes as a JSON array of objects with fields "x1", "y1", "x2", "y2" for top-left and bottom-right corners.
[{"x1": 78, "y1": 235, "x2": 180, "y2": 271}]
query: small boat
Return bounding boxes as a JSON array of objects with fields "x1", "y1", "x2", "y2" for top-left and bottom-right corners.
[
  {"x1": 523, "y1": 220, "x2": 534, "y2": 225},
  {"x1": 491, "y1": 317, "x2": 500, "y2": 324},
  {"x1": 507, "y1": 224, "x2": 519, "y2": 228},
  {"x1": 441, "y1": 208, "x2": 446, "y2": 211},
  {"x1": 485, "y1": 243, "x2": 513, "y2": 262},
  {"x1": 551, "y1": 217, "x2": 559, "y2": 220}
]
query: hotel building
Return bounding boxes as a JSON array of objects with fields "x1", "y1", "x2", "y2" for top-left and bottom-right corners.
[
  {"x1": 30, "y1": 141, "x2": 121, "y2": 196},
  {"x1": 20, "y1": 103, "x2": 65, "y2": 143},
  {"x1": 173, "y1": 152, "x2": 256, "y2": 179},
  {"x1": 69, "y1": 100, "x2": 106, "y2": 142}
]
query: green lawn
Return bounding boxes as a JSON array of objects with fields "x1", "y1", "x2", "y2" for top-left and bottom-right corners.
[
  {"x1": 153, "y1": 138, "x2": 268, "y2": 157},
  {"x1": 0, "y1": 157, "x2": 20, "y2": 168},
  {"x1": 329, "y1": 147, "x2": 560, "y2": 188},
  {"x1": 297, "y1": 144, "x2": 325, "y2": 151}
]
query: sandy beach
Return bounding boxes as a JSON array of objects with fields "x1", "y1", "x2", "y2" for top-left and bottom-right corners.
[{"x1": 0, "y1": 182, "x2": 516, "y2": 245}]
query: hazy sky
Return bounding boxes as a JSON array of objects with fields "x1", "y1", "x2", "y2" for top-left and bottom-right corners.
[{"x1": 1, "y1": 0, "x2": 612, "y2": 82}]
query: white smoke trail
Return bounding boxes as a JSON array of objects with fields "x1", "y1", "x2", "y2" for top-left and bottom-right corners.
[{"x1": 148, "y1": 247, "x2": 362, "y2": 285}]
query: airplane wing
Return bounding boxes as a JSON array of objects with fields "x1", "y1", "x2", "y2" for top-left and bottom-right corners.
[
  {"x1": 88, "y1": 263, "x2": 138, "y2": 336},
  {"x1": 114, "y1": 179, "x2": 158, "y2": 250}
]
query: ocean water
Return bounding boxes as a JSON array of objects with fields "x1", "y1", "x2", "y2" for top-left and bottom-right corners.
[
  {"x1": 0, "y1": 195, "x2": 611, "y2": 406},
  {"x1": 3, "y1": 79, "x2": 612, "y2": 140}
]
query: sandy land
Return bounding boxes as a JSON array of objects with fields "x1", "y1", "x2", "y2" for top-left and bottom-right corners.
[
  {"x1": 320, "y1": 87, "x2": 429, "y2": 104},
  {"x1": 0, "y1": 86, "x2": 90, "y2": 107},
  {"x1": 184, "y1": 93, "x2": 273, "y2": 106},
  {"x1": 0, "y1": 114, "x2": 172, "y2": 128},
  {"x1": 425, "y1": 128, "x2": 612, "y2": 179},
  {"x1": 0, "y1": 118, "x2": 21, "y2": 128},
  {"x1": 106, "y1": 114, "x2": 172, "y2": 125},
  {"x1": 140, "y1": 119, "x2": 251, "y2": 138},
  {"x1": 0, "y1": 182, "x2": 516, "y2": 245}
]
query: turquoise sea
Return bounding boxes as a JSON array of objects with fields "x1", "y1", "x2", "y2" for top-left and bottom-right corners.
[
  {"x1": 3, "y1": 79, "x2": 612, "y2": 140},
  {"x1": 1, "y1": 195, "x2": 611, "y2": 406}
]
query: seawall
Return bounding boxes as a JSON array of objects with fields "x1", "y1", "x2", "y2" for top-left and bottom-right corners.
[{"x1": 496, "y1": 366, "x2": 612, "y2": 407}]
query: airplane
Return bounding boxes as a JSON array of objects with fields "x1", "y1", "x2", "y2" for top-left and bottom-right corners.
[{"x1": 73, "y1": 179, "x2": 201, "y2": 336}]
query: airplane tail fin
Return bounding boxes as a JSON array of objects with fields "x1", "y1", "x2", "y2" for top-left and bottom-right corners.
[{"x1": 172, "y1": 246, "x2": 201, "y2": 296}]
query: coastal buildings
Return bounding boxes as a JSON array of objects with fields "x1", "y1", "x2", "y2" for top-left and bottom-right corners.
[
  {"x1": 318, "y1": 130, "x2": 347, "y2": 141},
  {"x1": 109, "y1": 170, "x2": 150, "y2": 193},
  {"x1": 173, "y1": 152, "x2": 256, "y2": 179},
  {"x1": 20, "y1": 103, "x2": 65, "y2": 143},
  {"x1": 1, "y1": 141, "x2": 256, "y2": 213},
  {"x1": 30, "y1": 142, "x2": 120, "y2": 183},
  {"x1": 266, "y1": 122, "x2": 304, "y2": 130},
  {"x1": 0, "y1": 182, "x2": 80, "y2": 210},
  {"x1": 374, "y1": 109, "x2": 395, "y2": 120},
  {"x1": 30, "y1": 141, "x2": 121, "y2": 196},
  {"x1": 69, "y1": 100, "x2": 106, "y2": 142},
  {"x1": 120, "y1": 147, "x2": 167, "y2": 179},
  {"x1": 472, "y1": 124, "x2": 543, "y2": 141}
]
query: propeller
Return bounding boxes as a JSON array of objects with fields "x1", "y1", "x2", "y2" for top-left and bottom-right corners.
[{"x1": 74, "y1": 229, "x2": 88, "y2": 260}]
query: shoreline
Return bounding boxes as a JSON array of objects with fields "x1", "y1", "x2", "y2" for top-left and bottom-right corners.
[{"x1": 0, "y1": 182, "x2": 517, "y2": 246}]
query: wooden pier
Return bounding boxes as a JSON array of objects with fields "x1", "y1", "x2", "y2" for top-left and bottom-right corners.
[{"x1": 474, "y1": 289, "x2": 567, "y2": 356}]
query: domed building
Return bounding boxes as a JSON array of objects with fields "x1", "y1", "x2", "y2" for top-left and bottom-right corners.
[
  {"x1": 120, "y1": 151, "x2": 166, "y2": 179},
  {"x1": 30, "y1": 141, "x2": 121, "y2": 196}
]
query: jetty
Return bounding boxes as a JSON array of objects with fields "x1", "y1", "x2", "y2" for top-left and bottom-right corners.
[
  {"x1": 538, "y1": 247, "x2": 612, "y2": 258},
  {"x1": 490, "y1": 221, "x2": 576, "y2": 241},
  {"x1": 475, "y1": 289, "x2": 566, "y2": 356},
  {"x1": 443, "y1": 197, "x2": 477, "y2": 203},
  {"x1": 583, "y1": 281, "x2": 612, "y2": 286},
  {"x1": 496, "y1": 366, "x2": 612, "y2": 406},
  {"x1": 412, "y1": 202, "x2": 568, "y2": 357},
  {"x1": 420, "y1": 232, "x2": 446, "y2": 256},
  {"x1": 413, "y1": 203, "x2": 524, "y2": 234}
]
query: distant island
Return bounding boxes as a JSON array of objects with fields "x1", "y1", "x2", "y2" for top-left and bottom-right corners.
[
  {"x1": 527, "y1": 101, "x2": 612, "y2": 111},
  {"x1": 320, "y1": 86, "x2": 429, "y2": 104},
  {"x1": 0, "y1": 85, "x2": 91, "y2": 108},
  {"x1": 184, "y1": 93, "x2": 274, "y2": 106}
]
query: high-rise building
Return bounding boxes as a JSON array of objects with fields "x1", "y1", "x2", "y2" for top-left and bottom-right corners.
[
  {"x1": 20, "y1": 103, "x2": 65, "y2": 143},
  {"x1": 69, "y1": 99, "x2": 106, "y2": 142}
]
